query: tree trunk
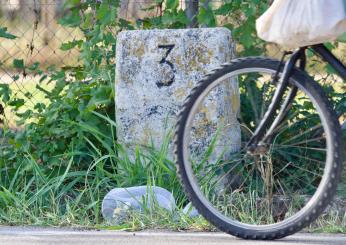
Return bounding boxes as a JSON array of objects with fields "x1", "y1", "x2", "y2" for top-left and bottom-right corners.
[
  {"x1": 41, "y1": 0, "x2": 56, "y2": 45},
  {"x1": 186, "y1": 0, "x2": 199, "y2": 28}
]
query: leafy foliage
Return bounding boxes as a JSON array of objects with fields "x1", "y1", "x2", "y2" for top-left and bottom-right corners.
[
  {"x1": 2, "y1": 0, "x2": 119, "y2": 167},
  {"x1": 0, "y1": 27, "x2": 16, "y2": 39}
]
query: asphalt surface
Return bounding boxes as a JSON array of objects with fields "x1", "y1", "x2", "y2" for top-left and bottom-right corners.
[{"x1": 0, "y1": 226, "x2": 345, "y2": 245}]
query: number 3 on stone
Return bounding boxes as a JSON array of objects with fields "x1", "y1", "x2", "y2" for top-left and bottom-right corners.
[{"x1": 157, "y1": 44, "x2": 176, "y2": 88}]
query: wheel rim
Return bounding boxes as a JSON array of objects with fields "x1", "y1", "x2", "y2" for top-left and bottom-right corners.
[{"x1": 181, "y1": 67, "x2": 332, "y2": 229}]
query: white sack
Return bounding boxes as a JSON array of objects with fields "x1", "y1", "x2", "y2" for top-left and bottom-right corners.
[{"x1": 256, "y1": 0, "x2": 346, "y2": 49}]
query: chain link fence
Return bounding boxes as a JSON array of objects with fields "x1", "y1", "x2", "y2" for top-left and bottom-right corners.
[
  {"x1": 0, "y1": 0, "x2": 82, "y2": 126},
  {"x1": 0, "y1": 0, "x2": 223, "y2": 127}
]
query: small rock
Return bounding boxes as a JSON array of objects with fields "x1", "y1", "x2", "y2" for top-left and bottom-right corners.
[{"x1": 183, "y1": 202, "x2": 200, "y2": 218}]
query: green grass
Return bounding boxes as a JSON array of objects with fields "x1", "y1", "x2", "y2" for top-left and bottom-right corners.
[
  {"x1": 0, "y1": 114, "x2": 345, "y2": 234},
  {"x1": 308, "y1": 212, "x2": 346, "y2": 233},
  {"x1": 0, "y1": 95, "x2": 344, "y2": 233},
  {"x1": 96, "y1": 208, "x2": 213, "y2": 232},
  {"x1": 0, "y1": 112, "x2": 187, "y2": 228}
]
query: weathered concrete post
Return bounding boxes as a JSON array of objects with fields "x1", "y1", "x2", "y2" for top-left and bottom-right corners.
[{"x1": 115, "y1": 28, "x2": 239, "y2": 158}]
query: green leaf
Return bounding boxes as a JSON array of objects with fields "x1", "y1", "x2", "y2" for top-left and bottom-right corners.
[
  {"x1": 176, "y1": 10, "x2": 190, "y2": 24},
  {"x1": 214, "y1": 3, "x2": 232, "y2": 15},
  {"x1": 13, "y1": 59, "x2": 24, "y2": 69},
  {"x1": 96, "y1": 3, "x2": 117, "y2": 25},
  {"x1": 0, "y1": 27, "x2": 16, "y2": 39},
  {"x1": 28, "y1": 62, "x2": 40, "y2": 71},
  {"x1": 60, "y1": 40, "x2": 83, "y2": 51},
  {"x1": 58, "y1": 10, "x2": 81, "y2": 27},
  {"x1": 324, "y1": 42, "x2": 335, "y2": 50},
  {"x1": 166, "y1": 0, "x2": 179, "y2": 10},
  {"x1": 87, "y1": 85, "x2": 112, "y2": 110},
  {"x1": 197, "y1": 6, "x2": 216, "y2": 27},
  {"x1": 35, "y1": 84, "x2": 52, "y2": 96},
  {"x1": 34, "y1": 103, "x2": 46, "y2": 113},
  {"x1": 16, "y1": 109, "x2": 33, "y2": 122},
  {"x1": 8, "y1": 98, "x2": 25, "y2": 109},
  {"x1": 97, "y1": 4, "x2": 109, "y2": 20},
  {"x1": 0, "y1": 84, "x2": 11, "y2": 102},
  {"x1": 337, "y1": 32, "x2": 346, "y2": 43}
]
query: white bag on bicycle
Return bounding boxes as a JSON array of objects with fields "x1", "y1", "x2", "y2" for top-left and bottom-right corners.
[{"x1": 256, "y1": 0, "x2": 346, "y2": 49}]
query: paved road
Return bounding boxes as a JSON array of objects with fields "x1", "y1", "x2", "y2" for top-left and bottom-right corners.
[{"x1": 0, "y1": 226, "x2": 345, "y2": 245}]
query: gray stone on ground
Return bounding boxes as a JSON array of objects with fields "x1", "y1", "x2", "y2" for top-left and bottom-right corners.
[
  {"x1": 183, "y1": 202, "x2": 200, "y2": 218},
  {"x1": 102, "y1": 186, "x2": 176, "y2": 222}
]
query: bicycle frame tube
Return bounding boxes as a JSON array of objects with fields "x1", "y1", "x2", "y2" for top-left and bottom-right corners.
[
  {"x1": 246, "y1": 48, "x2": 306, "y2": 149},
  {"x1": 261, "y1": 50, "x2": 307, "y2": 143},
  {"x1": 311, "y1": 44, "x2": 346, "y2": 80},
  {"x1": 247, "y1": 44, "x2": 345, "y2": 151}
]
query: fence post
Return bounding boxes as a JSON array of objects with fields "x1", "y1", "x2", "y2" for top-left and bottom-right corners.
[
  {"x1": 186, "y1": 0, "x2": 199, "y2": 28},
  {"x1": 41, "y1": 0, "x2": 57, "y2": 45}
]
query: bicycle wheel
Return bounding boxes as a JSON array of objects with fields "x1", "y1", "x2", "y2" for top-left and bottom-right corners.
[{"x1": 174, "y1": 57, "x2": 343, "y2": 240}]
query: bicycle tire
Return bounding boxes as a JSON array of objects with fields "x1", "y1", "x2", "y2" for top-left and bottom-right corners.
[{"x1": 174, "y1": 57, "x2": 343, "y2": 240}]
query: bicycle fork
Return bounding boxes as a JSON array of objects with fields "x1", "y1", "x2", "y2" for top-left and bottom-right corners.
[{"x1": 246, "y1": 48, "x2": 306, "y2": 153}]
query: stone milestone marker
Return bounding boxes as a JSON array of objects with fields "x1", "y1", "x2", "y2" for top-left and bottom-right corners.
[{"x1": 115, "y1": 28, "x2": 240, "y2": 158}]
